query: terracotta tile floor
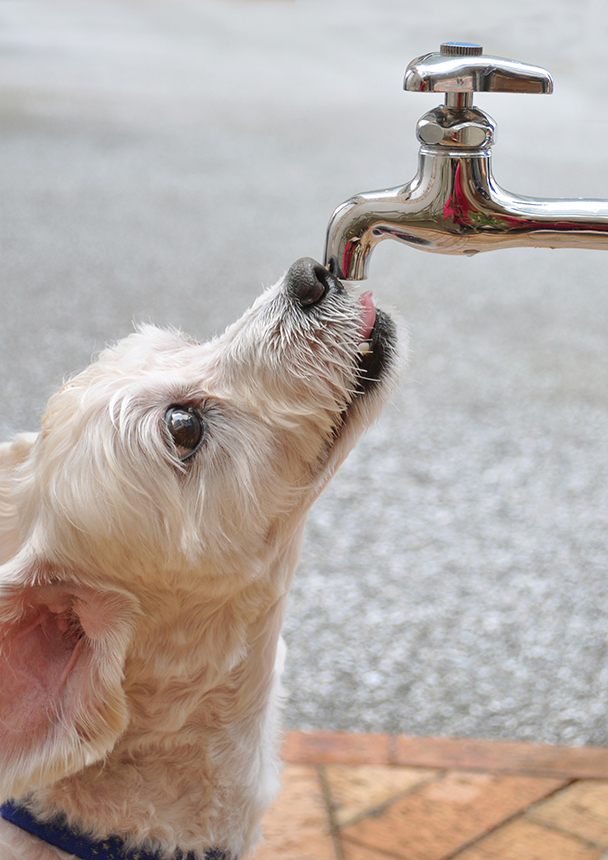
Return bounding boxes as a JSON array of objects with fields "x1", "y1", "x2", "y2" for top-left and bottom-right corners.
[{"x1": 245, "y1": 731, "x2": 608, "y2": 860}]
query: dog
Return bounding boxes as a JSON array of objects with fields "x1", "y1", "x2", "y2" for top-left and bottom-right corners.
[{"x1": 0, "y1": 258, "x2": 403, "y2": 860}]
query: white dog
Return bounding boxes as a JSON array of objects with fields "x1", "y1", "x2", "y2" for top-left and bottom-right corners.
[{"x1": 0, "y1": 258, "x2": 403, "y2": 860}]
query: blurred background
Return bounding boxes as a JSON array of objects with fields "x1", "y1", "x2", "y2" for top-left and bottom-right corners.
[{"x1": 2, "y1": 0, "x2": 608, "y2": 746}]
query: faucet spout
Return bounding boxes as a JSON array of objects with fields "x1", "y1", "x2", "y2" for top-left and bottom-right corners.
[
  {"x1": 323, "y1": 42, "x2": 608, "y2": 280},
  {"x1": 324, "y1": 149, "x2": 608, "y2": 280}
]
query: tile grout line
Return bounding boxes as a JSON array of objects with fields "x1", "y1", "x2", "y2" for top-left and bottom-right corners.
[
  {"x1": 340, "y1": 832, "x2": 404, "y2": 860},
  {"x1": 388, "y1": 733, "x2": 398, "y2": 765},
  {"x1": 317, "y1": 764, "x2": 345, "y2": 860},
  {"x1": 525, "y1": 809, "x2": 607, "y2": 851},
  {"x1": 337, "y1": 769, "x2": 448, "y2": 831},
  {"x1": 438, "y1": 777, "x2": 578, "y2": 860}
]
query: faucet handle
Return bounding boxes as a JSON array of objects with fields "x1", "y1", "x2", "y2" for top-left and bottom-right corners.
[{"x1": 404, "y1": 42, "x2": 553, "y2": 108}]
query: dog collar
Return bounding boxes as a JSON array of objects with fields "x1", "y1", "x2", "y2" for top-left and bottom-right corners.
[{"x1": 1, "y1": 801, "x2": 231, "y2": 860}]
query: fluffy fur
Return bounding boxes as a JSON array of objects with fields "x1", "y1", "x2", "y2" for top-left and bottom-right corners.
[{"x1": 0, "y1": 261, "x2": 404, "y2": 860}]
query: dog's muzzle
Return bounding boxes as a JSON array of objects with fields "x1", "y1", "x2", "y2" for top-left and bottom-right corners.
[{"x1": 283, "y1": 256, "x2": 397, "y2": 396}]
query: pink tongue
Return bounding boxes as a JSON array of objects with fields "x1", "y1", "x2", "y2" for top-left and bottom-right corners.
[{"x1": 358, "y1": 292, "x2": 376, "y2": 340}]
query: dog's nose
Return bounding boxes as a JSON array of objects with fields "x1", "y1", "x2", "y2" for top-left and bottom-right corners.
[{"x1": 284, "y1": 257, "x2": 343, "y2": 307}]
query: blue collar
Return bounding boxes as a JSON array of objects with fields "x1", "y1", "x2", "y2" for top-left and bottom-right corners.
[{"x1": 1, "y1": 800, "x2": 231, "y2": 860}]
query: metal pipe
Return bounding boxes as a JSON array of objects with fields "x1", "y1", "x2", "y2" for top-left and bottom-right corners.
[
  {"x1": 324, "y1": 43, "x2": 608, "y2": 280},
  {"x1": 325, "y1": 149, "x2": 608, "y2": 280}
]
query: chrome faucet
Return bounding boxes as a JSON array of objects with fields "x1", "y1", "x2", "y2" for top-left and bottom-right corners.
[{"x1": 324, "y1": 42, "x2": 608, "y2": 280}]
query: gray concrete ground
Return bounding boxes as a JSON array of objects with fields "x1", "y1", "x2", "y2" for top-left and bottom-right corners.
[{"x1": 2, "y1": 0, "x2": 608, "y2": 745}]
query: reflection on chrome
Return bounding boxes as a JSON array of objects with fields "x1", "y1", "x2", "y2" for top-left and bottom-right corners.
[{"x1": 324, "y1": 43, "x2": 608, "y2": 280}]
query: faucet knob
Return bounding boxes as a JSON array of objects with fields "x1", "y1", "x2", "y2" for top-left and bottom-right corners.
[
  {"x1": 405, "y1": 43, "x2": 553, "y2": 107},
  {"x1": 439, "y1": 42, "x2": 483, "y2": 57}
]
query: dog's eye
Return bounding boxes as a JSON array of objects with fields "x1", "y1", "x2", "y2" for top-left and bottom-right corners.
[{"x1": 165, "y1": 406, "x2": 204, "y2": 461}]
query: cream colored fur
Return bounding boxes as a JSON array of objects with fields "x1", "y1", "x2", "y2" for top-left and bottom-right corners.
[{"x1": 0, "y1": 268, "x2": 404, "y2": 860}]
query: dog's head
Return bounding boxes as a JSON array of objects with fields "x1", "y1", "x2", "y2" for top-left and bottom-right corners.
[{"x1": 0, "y1": 258, "x2": 404, "y2": 798}]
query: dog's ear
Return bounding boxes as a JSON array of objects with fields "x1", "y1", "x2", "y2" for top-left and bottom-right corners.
[
  {"x1": 0, "y1": 433, "x2": 38, "y2": 565},
  {"x1": 0, "y1": 553, "x2": 139, "y2": 800}
]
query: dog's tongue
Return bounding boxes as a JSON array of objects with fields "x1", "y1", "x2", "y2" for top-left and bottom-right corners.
[{"x1": 358, "y1": 291, "x2": 376, "y2": 341}]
